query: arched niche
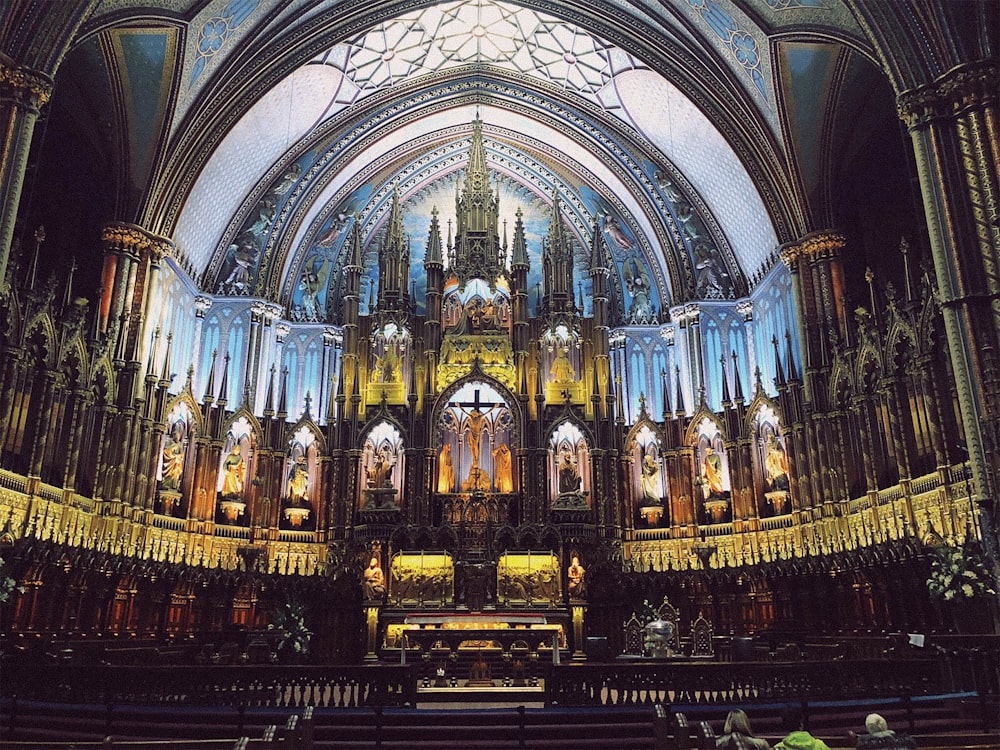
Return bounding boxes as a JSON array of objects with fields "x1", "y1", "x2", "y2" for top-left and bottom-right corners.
[
  {"x1": 281, "y1": 425, "x2": 320, "y2": 530},
  {"x1": 549, "y1": 421, "x2": 591, "y2": 508},
  {"x1": 157, "y1": 401, "x2": 196, "y2": 517},
  {"x1": 752, "y1": 403, "x2": 790, "y2": 517},
  {"x1": 360, "y1": 420, "x2": 404, "y2": 509},
  {"x1": 693, "y1": 416, "x2": 731, "y2": 524},
  {"x1": 435, "y1": 379, "x2": 515, "y2": 495},
  {"x1": 217, "y1": 416, "x2": 256, "y2": 525},
  {"x1": 632, "y1": 423, "x2": 667, "y2": 527}
]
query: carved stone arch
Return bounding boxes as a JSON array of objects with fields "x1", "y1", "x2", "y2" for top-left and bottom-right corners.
[
  {"x1": 164, "y1": 391, "x2": 206, "y2": 433},
  {"x1": 22, "y1": 313, "x2": 57, "y2": 368},
  {"x1": 285, "y1": 413, "x2": 327, "y2": 455},
  {"x1": 518, "y1": 527, "x2": 540, "y2": 549},
  {"x1": 885, "y1": 321, "x2": 918, "y2": 376},
  {"x1": 436, "y1": 525, "x2": 458, "y2": 552},
  {"x1": 494, "y1": 524, "x2": 517, "y2": 551},
  {"x1": 0, "y1": 289, "x2": 22, "y2": 344},
  {"x1": 358, "y1": 412, "x2": 406, "y2": 447},
  {"x1": 58, "y1": 338, "x2": 90, "y2": 390},
  {"x1": 854, "y1": 349, "x2": 883, "y2": 391},
  {"x1": 91, "y1": 360, "x2": 116, "y2": 406},
  {"x1": 222, "y1": 407, "x2": 264, "y2": 446},
  {"x1": 828, "y1": 356, "x2": 854, "y2": 409},
  {"x1": 625, "y1": 416, "x2": 663, "y2": 452},
  {"x1": 544, "y1": 414, "x2": 595, "y2": 452},
  {"x1": 742, "y1": 390, "x2": 782, "y2": 436},
  {"x1": 390, "y1": 525, "x2": 414, "y2": 550},
  {"x1": 683, "y1": 405, "x2": 726, "y2": 446},
  {"x1": 539, "y1": 525, "x2": 562, "y2": 551},
  {"x1": 915, "y1": 295, "x2": 942, "y2": 355},
  {"x1": 430, "y1": 370, "x2": 523, "y2": 449}
]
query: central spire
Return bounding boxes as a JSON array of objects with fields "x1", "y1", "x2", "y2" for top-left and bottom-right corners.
[{"x1": 447, "y1": 116, "x2": 506, "y2": 291}]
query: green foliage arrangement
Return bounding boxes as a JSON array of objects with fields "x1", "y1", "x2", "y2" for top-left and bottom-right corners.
[
  {"x1": 268, "y1": 598, "x2": 313, "y2": 660},
  {"x1": 0, "y1": 556, "x2": 23, "y2": 604}
]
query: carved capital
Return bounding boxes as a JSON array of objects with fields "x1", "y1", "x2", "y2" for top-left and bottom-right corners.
[
  {"x1": 0, "y1": 61, "x2": 53, "y2": 110},
  {"x1": 780, "y1": 231, "x2": 845, "y2": 266},
  {"x1": 101, "y1": 222, "x2": 174, "y2": 261},
  {"x1": 735, "y1": 299, "x2": 754, "y2": 321},
  {"x1": 897, "y1": 60, "x2": 999, "y2": 130}
]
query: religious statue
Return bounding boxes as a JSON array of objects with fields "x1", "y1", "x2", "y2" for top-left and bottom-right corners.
[
  {"x1": 437, "y1": 443, "x2": 455, "y2": 493},
  {"x1": 493, "y1": 443, "x2": 513, "y2": 493},
  {"x1": 221, "y1": 444, "x2": 245, "y2": 498},
  {"x1": 363, "y1": 556, "x2": 385, "y2": 600},
  {"x1": 550, "y1": 346, "x2": 576, "y2": 383},
  {"x1": 297, "y1": 255, "x2": 330, "y2": 322},
  {"x1": 366, "y1": 447, "x2": 394, "y2": 488},
  {"x1": 558, "y1": 451, "x2": 581, "y2": 494},
  {"x1": 764, "y1": 437, "x2": 790, "y2": 491},
  {"x1": 641, "y1": 453, "x2": 661, "y2": 503},
  {"x1": 286, "y1": 455, "x2": 309, "y2": 504},
  {"x1": 160, "y1": 428, "x2": 184, "y2": 491},
  {"x1": 567, "y1": 555, "x2": 586, "y2": 598},
  {"x1": 702, "y1": 446, "x2": 725, "y2": 497},
  {"x1": 371, "y1": 348, "x2": 400, "y2": 383},
  {"x1": 461, "y1": 407, "x2": 487, "y2": 468}
]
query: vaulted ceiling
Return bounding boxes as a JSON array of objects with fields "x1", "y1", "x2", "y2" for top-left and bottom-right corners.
[{"x1": 9, "y1": 0, "x2": 937, "y2": 312}]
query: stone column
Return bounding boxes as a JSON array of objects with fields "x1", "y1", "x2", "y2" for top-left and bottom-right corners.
[
  {"x1": 0, "y1": 59, "x2": 52, "y2": 288},
  {"x1": 898, "y1": 60, "x2": 1000, "y2": 554}
]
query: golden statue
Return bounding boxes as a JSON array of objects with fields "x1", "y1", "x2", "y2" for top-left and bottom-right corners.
[
  {"x1": 161, "y1": 434, "x2": 184, "y2": 490},
  {"x1": 438, "y1": 443, "x2": 455, "y2": 493},
  {"x1": 221, "y1": 445, "x2": 245, "y2": 498},
  {"x1": 286, "y1": 455, "x2": 309, "y2": 504},
  {"x1": 493, "y1": 443, "x2": 513, "y2": 493},
  {"x1": 550, "y1": 346, "x2": 575, "y2": 383}
]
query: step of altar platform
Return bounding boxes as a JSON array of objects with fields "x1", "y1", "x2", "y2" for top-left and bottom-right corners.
[
  {"x1": 309, "y1": 705, "x2": 657, "y2": 750},
  {"x1": 415, "y1": 683, "x2": 546, "y2": 707}
]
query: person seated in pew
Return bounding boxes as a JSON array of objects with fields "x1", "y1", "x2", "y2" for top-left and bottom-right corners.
[
  {"x1": 855, "y1": 713, "x2": 916, "y2": 750},
  {"x1": 717, "y1": 709, "x2": 771, "y2": 750},
  {"x1": 775, "y1": 706, "x2": 831, "y2": 750}
]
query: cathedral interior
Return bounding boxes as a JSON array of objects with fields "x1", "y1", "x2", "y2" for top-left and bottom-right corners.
[{"x1": 0, "y1": 0, "x2": 998, "y2": 667}]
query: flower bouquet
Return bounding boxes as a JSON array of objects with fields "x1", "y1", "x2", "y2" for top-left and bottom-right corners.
[{"x1": 926, "y1": 544, "x2": 997, "y2": 601}]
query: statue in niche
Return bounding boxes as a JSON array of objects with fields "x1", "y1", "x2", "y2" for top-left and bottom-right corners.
[
  {"x1": 371, "y1": 347, "x2": 401, "y2": 383},
  {"x1": 221, "y1": 445, "x2": 245, "y2": 498},
  {"x1": 366, "y1": 447, "x2": 394, "y2": 489},
  {"x1": 567, "y1": 555, "x2": 586, "y2": 598},
  {"x1": 363, "y1": 555, "x2": 386, "y2": 600},
  {"x1": 493, "y1": 443, "x2": 513, "y2": 493},
  {"x1": 438, "y1": 443, "x2": 455, "y2": 493},
  {"x1": 558, "y1": 450, "x2": 582, "y2": 495},
  {"x1": 448, "y1": 297, "x2": 502, "y2": 335},
  {"x1": 702, "y1": 446, "x2": 725, "y2": 498},
  {"x1": 641, "y1": 453, "x2": 662, "y2": 503},
  {"x1": 286, "y1": 455, "x2": 309, "y2": 504},
  {"x1": 764, "y1": 437, "x2": 790, "y2": 491},
  {"x1": 160, "y1": 423, "x2": 185, "y2": 490},
  {"x1": 693, "y1": 242, "x2": 732, "y2": 299},
  {"x1": 550, "y1": 346, "x2": 576, "y2": 383}
]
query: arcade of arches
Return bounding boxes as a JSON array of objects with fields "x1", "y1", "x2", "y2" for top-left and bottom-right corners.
[{"x1": 0, "y1": 0, "x2": 998, "y2": 661}]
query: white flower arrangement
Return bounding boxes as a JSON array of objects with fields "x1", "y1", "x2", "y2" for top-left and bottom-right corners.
[
  {"x1": 0, "y1": 556, "x2": 24, "y2": 604},
  {"x1": 927, "y1": 545, "x2": 997, "y2": 601}
]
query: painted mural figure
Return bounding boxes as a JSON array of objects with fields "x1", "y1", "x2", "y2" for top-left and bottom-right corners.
[
  {"x1": 493, "y1": 443, "x2": 513, "y2": 493},
  {"x1": 286, "y1": 456, "x2": 309, "y2": 504},
  {"x1": 220, "y1": 239, "x2": 256, "y2": 294},
  {"x1": 550, "y1": 346, "x2": 575, "y2": 383},
  {"x1": 298, "y1": 255, "x2": 330, "y2": 322},
  {"x1": 702, "y1": 446, "x2": 725, "y2": 497},
  {"x1": 438, "y1": 443, "x2": 455, "y2": 493},
  {"x1": 641, "y1": 453, "x2": 662, "y2": 503},
  {"x1": 160, "y1": 426, "x2": 184, "y2": 490},
  {"x1": 221, "y1": 445, "x2": 245, "y2": 498},
  {"x1": 765, "y1": 437, "x2": 790, "y2": 491}
]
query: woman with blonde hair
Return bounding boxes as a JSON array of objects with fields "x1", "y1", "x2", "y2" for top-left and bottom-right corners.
[{"x1": 717, "y1": 709, "x2": 771, "y2": 750}]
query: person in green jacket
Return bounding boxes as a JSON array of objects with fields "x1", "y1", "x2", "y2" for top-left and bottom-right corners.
[{"x1": 775, "y1": 707, "x2": 831, "y2": 750}]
